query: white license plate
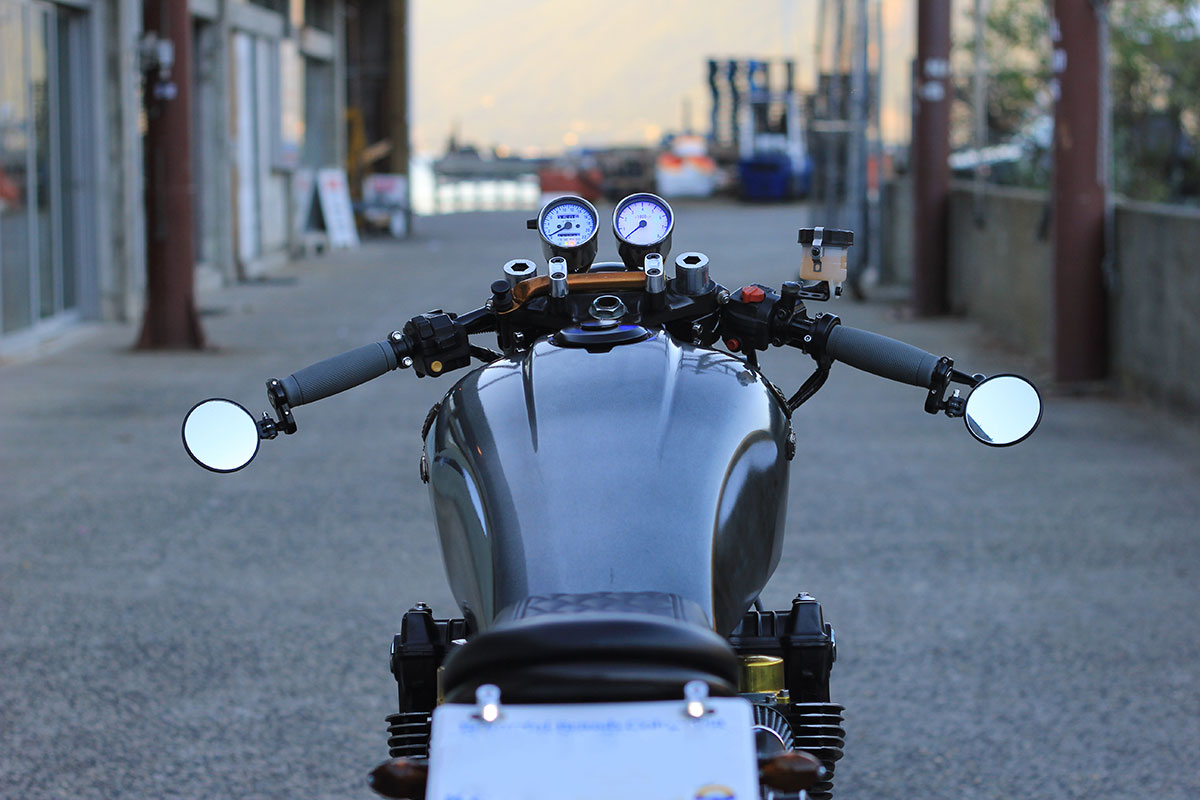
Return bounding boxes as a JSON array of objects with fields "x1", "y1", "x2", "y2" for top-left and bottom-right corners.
[{"x1": 426, "y1": 697, "x2": 759, "y2": 800}]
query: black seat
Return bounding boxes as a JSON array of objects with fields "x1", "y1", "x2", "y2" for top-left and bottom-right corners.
[{"x1": 440, "y1": 592, "x2": 739, "y2": 704}]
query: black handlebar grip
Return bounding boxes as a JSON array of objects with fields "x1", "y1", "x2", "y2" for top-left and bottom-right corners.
[
  {"x1": 824, "y1": 325, "x2": 942, "y2": 389},
  {"x1": 279, "y1": 340, "x2": 399, "y2": 406}
]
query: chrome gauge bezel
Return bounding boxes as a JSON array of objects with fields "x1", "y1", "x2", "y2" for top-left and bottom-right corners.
[
  {"x1": 612, "y1": 192, "x2": 674, "y2": 270},
  {"x1": 536, "y1": 195, "x2": 600, "y2": 273}
]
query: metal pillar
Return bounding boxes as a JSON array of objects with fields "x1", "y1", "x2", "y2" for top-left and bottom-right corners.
[
  {"x1": 136, "y1": 0, "x2": 205, "y2": 350},
  {"x1": 1051, "y1": 1, "x2": 1108, "y2": 381},
  {"x1": 972, "y1": 0, "x2": 988, "y2": 221},
  {"x1": 911, "y1": 0, "x2": 952, "y2": 316},
  {"x1": 727, "y1": 61, "x2": 741, "y2": 154},
  {"x1": 707, "y1": 59, "x2": 720, "y2": 143}
]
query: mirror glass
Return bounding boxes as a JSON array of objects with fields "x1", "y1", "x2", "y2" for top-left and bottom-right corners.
[
  {"x1": 964, "y1": 375, "x2": 1043, "y2": 447},
  {"x1": 182, "y1": 399, "x2": 261, "y2": 472}
]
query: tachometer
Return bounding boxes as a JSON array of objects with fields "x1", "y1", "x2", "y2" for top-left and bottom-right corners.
[
  {"x1": 612, "y1": 193, "x2": 673, "y2": 269},
  {"x1": 531, "y1": 195, "x2": 600, "y2": 272}
]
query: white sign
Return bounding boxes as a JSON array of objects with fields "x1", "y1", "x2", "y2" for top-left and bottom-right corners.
[
  {"x1": 363, "y1": 174, "x2": 408, "y2": 209},
  {"x1": 315, "y1": 168, "x2": 360, "y2": 249},
  {"x1": 363, "y1": 173, "x2": 409, "y2": 238},
  {"x1": 426, "y1": 698, "x2": 759, "y2": 800},
  {"x1": 292, "y1": 168, "x2": 315, "y2": 235}
]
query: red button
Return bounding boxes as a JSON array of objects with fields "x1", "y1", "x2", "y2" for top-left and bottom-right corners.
[{"x1": 740, "y1": 285, "x2": 765, "y2": 303}]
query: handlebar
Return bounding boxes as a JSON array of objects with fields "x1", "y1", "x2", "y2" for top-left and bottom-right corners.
[
  {"x1": 823, "y1": 325, "x2": 942, "y2": 389},
  {"x1": 271, "y1": 286, "x2": 946, "y2": 414},
  {"x1": 279, "y1": 338, "x2": 408, "y2": 407}
]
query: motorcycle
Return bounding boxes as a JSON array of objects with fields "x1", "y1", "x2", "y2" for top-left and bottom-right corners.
[{"x1": 182, "y1": 194, "x2": 1042, "y2": 800}]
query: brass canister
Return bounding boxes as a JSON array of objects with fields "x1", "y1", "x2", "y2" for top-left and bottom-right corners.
[{"x1": 739, "y1": 654, "x2": 786, "y2": 694}]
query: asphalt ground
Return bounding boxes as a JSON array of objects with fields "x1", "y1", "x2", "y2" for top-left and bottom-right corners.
[{"x1": 2, "y1": 202, "x2": 1198, "y2": 799}]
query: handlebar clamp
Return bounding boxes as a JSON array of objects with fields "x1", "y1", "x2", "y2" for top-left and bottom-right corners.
[
  {"x1": 923, "y1": 358, "x2": 956, "y2": 415},
  {"x1": 265, "y1": 378, "x2": 298, "y2": 435}
]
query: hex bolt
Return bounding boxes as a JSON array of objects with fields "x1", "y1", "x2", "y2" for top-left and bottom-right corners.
[
  {"x1": 475, "y1": 684, "x2": 502, "y2": 723},
  {"x1": 503, "y1": 259, "x2": 538, "y2": 287},
  {"x1": 674, "y1": 251, "x2": 710, "y2": 296}
]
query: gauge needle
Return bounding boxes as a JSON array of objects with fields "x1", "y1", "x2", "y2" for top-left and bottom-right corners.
[
  {"x1": 624, "y1": 219, "x2": 647, "y2": 237},
  {"x1": 552, "y1": 221, "x2": 573, "y2": 235}
]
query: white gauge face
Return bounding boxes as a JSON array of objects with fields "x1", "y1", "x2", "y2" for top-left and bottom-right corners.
[
  {"x1": 614, "y1": 195, "x2": 672, "y2": 245},
  {"x1": 540, "y1": 200, "x2": 597, "y2": 248}
]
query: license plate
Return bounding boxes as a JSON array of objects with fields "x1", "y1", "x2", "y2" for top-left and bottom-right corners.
[{"x1": 426, "y1": 697, "x2": 758, "y2": 800}]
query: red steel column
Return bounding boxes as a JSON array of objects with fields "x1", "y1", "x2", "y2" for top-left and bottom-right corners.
[
  {"x1": 912, "y1": 0, "x2": 952, "y2": 316},
  {"x1": 137, "y1": 0, "x2": 205, "y2": 350},
  {"x1": 1051, "y1": 2, "x2": 1107, "y2": 381}
]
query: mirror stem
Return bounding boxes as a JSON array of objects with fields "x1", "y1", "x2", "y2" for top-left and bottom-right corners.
[
  {"x1": 257, "y1": 413, "x2": 280, "y2": 440},
  {"x1": 952, "y1": 368, "x2": 983, "y2": 388}
]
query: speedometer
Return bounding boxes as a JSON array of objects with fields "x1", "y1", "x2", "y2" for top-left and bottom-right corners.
[
  {"x1": 532, "y1": 195, "x2": 600, "y2": 272},
  {"x1": 612, "y1": 193, "x2": 673, "y2": 269},
  {"x1": 541, "y1": 199, "x2": 597, "y2": 247},
  {"x1": 614, "y1": 194, "x2": 672, "y2": 245}
]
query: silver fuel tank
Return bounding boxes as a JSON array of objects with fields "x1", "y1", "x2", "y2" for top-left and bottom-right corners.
[{"x1": 424, "y1": 331, "x2": 790, "y2": 634}]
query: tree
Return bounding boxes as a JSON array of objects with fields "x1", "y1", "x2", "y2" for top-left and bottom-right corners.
[
  {"x1": 1109, "y1": 1, "x2": 1200, "y2": 201},
  {"x1": 964, "y1": 0, "x2": 1200, "y2": 203}
]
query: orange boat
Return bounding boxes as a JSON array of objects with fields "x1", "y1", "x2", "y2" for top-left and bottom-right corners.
[{"x1": 538, "y1": 163, "x2": 604, "y2": 202}]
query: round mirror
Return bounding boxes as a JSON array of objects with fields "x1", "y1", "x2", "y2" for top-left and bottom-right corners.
[
  {"x1": 182, "y1": 399, "x2": 261, "y2": 472},
  {"x1": 963, "y1": 374, "x2": 1043, "y2": 447}
]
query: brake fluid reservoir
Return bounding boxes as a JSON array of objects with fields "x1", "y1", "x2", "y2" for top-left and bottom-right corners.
[{"x1": 798, "y1": 227, "x2": 854, "y2": 285}]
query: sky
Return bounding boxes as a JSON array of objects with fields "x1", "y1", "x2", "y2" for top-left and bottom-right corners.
[{"x1": 410, "y1": 0, "x2": 916, "y2": 157}]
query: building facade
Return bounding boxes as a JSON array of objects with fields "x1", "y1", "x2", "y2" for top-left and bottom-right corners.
[{"x1": 0, "y1": 0, "x2": 345, "y2": 351}]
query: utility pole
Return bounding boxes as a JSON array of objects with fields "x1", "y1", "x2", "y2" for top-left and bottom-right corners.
[
  {"x1": 848, "y1": 0, "x2": 869, "y2": 287},
  {"x1": 388, "y1": 0, "x2": 411, "y2": 231},
  {"x1": 136, "y1": 0, "x2": 205, "y2": 350},
  {"x1": 1051, "y1": 1, "x2": 1107, "y2": 381},
  {"x1": 825, "y1": 0, "x2": 847, "y2": 227},
  {"x1": 911, "y1": 0, "x2": 952, "y2": 316}
]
